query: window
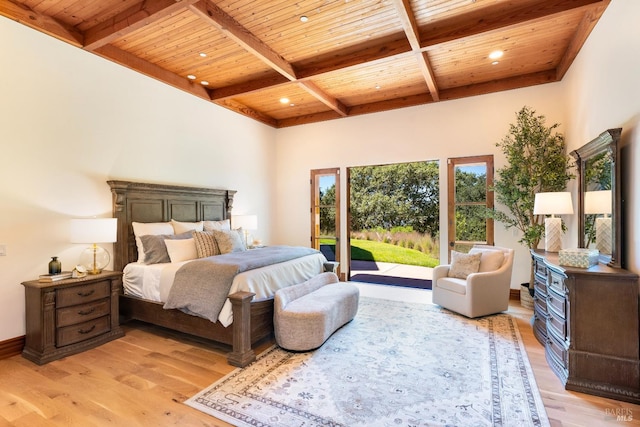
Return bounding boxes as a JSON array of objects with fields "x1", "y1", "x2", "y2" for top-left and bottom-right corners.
[
  {"x1": 447, "y1": 156, "x2": 494, "y2": 255},
  {"x1": 311, "y1": 168, "x2": 340, "y2": 274}
]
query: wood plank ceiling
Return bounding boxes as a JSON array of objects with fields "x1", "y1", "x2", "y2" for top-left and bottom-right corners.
[{"x1": 1, "y1": 0, "x2": 611, "y2": 128}]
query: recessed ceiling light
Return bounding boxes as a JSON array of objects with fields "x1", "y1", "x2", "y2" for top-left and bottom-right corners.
[
  {"x1": 492, "y1": 61, "x2": 499, "y2": 66},
  {"x1": 290, "y1": 103, "x2": 295, "y2": 107},
  {"x1": 280, "y1": 97, "x2": 290, "y2": 104},
  {"x1": 489, "y1": 50, "x2": 503, "y2": 60},
  {"x1": 187, "y1": 74, "x2": 196, "y2": 80},
  {"x1": 199, "y1": 52, "x2": 207, "y2": 58},
  {"x1": 300, "y1": 15, "x2": 308, "y2": 23},
  {"x1": 201, "y1": 81, "x2": 209, "y2": 85},
  {"x1": 375, "y1": 85, "x2": 381, "y2": 90}
]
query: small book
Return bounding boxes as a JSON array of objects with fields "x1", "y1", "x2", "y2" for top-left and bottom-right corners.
[{"x1": 39, "y1": 271, "x2": 73, "y2": 282}]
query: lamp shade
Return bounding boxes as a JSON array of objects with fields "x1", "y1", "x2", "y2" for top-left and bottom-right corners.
[
  {"x1": 232, "y1": 214, "x2": 258, "y2": 230},
  {"x1": 584, "y1": 190, "x2": 612, "y2": 215},
  {"x1": 533, "y1": 192, "x2": 574, "y2": 216},
  {"x1": 70, "y1": 218, "x2": 118, "y2": 243}
]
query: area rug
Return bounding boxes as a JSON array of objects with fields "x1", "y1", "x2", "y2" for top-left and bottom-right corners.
[{"x1": 186, "y1": 297, "x2": 550, "y2": 427}]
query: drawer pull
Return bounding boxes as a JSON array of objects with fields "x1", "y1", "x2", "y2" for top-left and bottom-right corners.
[
  {"x1": 78, "y1": 308, "x2": 95, "y2": 316},
  {"x1": 78, "y1": 325, "x2": 96, "y2": 335},
  {"x1": 77, "y1": 289, "x2": 95, "y2": 297}
]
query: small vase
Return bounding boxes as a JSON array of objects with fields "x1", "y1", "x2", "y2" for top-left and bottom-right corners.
[{"x1": 48, "y1": 256, "x2": 62, "y2": 274}]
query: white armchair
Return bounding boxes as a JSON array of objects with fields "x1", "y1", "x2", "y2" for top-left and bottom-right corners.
[{"x1": 432, "y1": 245, "x2": 514, "y2": 318}]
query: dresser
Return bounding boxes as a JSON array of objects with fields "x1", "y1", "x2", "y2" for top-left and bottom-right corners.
[
  {"x1": 531, "y1": 250, "x2": 640, "y2": 403},
  {"x1": 21, "y1": 271, "x2": 125, "y2": 364}
]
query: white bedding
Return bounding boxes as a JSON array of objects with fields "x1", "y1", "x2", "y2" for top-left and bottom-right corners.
[{"x1": 123, "y1": 252, "x2": 326, "y2": 327}]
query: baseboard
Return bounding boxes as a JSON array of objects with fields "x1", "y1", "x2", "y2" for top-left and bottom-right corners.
[
  {"x1": 0, "y1": 335, "x2": 24, "y2": 360},
  {"x1": 509, "y1": 289, "x2": 520, "y2": 301}
]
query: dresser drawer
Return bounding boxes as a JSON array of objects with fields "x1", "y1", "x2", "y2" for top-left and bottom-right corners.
[
  {"x1": 56, "y1": 281, "x2": 110, "y2": 308},
  {"x1": 56, "y1": 298, "x2": 110, "y2": 327},
  {"x1": 534, "y1": 277, "x2": 548, "y2": 296},
  {"x1": 547, "y1": 287, "x2": 567, "y2": 318},
  {"x1": 547, "y1": 308, "x2": 567, "y2": 340},
  {"x1": 548, "y1": 271, "x2": 566, "y2": 294},
  {"x1": 534, "y1": 293, "x2": 548, "y2": 315},
  {"x1": 57, "y1": 315, "x2": 110, "y2": 347},
  {"x1": 547, "y1": 332, "x2": 568, "y2": 369}
]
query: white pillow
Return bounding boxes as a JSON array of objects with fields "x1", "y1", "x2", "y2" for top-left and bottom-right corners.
[
  {"x1": 165, "y1": 238, "x2": 198, "y2": 263},
  {"x1": 203, "y1": 219, "x2": 231, "y2": 231},
  {"x1": 132, "y1": 222, "x2": 174, "y2": 262},
  {"x1": 171, "y1": 219, "x2": 204, "y2": 234},
  {"x1": 469, "y1": 248, "x2": 505, "y2": 272}
]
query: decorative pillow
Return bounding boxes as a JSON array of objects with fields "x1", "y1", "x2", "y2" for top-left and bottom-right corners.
[
  {"x1": 203, "y1": 219, "x2": 231, "y2": 231},
  {"x1": 193, "y1": 231, "x2": 220, "y2": 258},
  {"x1": 165, "y1": 238, "x2": 198, "y2": 263},
  {"x1": 212, "y1": 229, "x2": 246, "y2": 254},
  {"x1": 132, "y1": 221, "x2": 174, "y2": 262},
  {"x1": 469, "y1": 248, "x2": 505, "y2": 273},
  {"x1": 171, "y1": 219, "x2": 204, "y2": 234},
  {"x1": 139, "y1": 231, "x2": 193, "y2": 264},
  {"x1": 448, "y1": 251, "x2": 482, "y2": 279}
]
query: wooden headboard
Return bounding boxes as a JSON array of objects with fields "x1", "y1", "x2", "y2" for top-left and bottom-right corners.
[{"x1": 108, "y1": 180, "x2": 236, "y2": 272}]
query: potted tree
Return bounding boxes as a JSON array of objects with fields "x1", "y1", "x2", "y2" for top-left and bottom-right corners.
[{"x1": 491, "y1": 106, "x2": 574, "y2": 296}]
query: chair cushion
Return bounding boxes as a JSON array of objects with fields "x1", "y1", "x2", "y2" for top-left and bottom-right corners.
[
  {"x1": 448, "y1": 251, "x2": 481, "y2": 279},
  {"x1": 469, "y1": 248, "x2": 505, "y2": 272},
  {"x1": 436, "y1": 277, "x2": 467, "y2": 295}
]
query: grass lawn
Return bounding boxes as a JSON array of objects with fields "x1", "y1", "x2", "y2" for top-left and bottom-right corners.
[{"x1": 322, "y1": 239, "x2": 439, "y2": 268}]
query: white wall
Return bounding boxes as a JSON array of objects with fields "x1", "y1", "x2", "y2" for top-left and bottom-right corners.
[
  {"x1": 0, "y1": 18, "x2": 276, "y2": 341},
  {"x1": 275, "y1": 83, "x2": 567, "y2": 288},
  {"x1": 561, "y1": 0, "x2": 640, "y2": 273}
]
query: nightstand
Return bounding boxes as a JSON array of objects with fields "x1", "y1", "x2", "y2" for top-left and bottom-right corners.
[{"x1": 21, "y1": 270, "x2": 125, "y2": 364}]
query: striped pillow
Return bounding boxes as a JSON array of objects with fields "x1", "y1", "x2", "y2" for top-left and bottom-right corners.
[{"x1": 193, "y1": 231, "x2": 220, "y2": 258}]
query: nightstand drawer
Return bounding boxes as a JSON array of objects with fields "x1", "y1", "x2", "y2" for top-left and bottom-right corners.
[
  {"x1": 56, "y1": 281, "x2": 110, "y2": 308},
  {"x1": 57, "y1": 315, "x2": 110, "y2": 347},
  {"x1": 56, "y1": 298, "x2": 110, "y2": 327}
]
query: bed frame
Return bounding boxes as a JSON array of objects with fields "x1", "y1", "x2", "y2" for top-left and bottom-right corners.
[{"x1": 108, "y1": 180, "x2": 272, "y2": 367}]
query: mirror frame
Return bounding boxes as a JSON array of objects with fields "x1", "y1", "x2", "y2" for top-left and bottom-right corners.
[{"x1": 570, "y1": 128, "x2": 622, "y2": 268}]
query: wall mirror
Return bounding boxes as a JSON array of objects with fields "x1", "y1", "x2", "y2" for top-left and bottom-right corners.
[{"x1": 571, "y1": 128, "x2": 622, "y2": 268}]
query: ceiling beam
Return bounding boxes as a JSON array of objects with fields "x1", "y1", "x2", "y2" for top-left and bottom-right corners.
[
  {"x1": 392, "y1": 0, "x2": 440, "y2": 102},
  {"x1": 0, "y1": 0, "x2": 83, "y2": 46},
  {"x1": 556, "y1": 1, "x2": 610, "y2": 79},
  {"x1": 94, "y1": 44, "x2": 211, "y2": 101},
  {"x1": 217, "y1": 99, "x2": 278, "y2": 127},
  {"x1": 189, "y1": 0, "x2": 297, "y2": 81},
  {"x1": 83, "y1": 0, "x2": 200, "y2": 51},
  {"x1": 210, "y1": 74, "x2": 291, "y2": 101},
  {"x1": 419, "y1": 0, "x2": 607, "y2": 50},
  {"x1": 298, "y1": 81, "x2": 348, "y2": 117}
]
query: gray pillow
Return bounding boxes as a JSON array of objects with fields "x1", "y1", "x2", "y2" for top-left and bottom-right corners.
[
  {"x1": 212, "y1": 229, "x2": 246, "y2": 254},
  {"x1": 140, "y1": 231, "x2": 193, "y2": 264}
]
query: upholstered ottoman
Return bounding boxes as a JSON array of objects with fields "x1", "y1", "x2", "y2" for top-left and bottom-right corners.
[{"x1": 274, "y1": 272, "x2": 359, "y2": 351}]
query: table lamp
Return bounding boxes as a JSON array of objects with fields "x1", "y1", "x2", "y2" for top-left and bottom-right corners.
[
  {"x1": 70, "y1": 218, "x2": 118, "y2": 274},
  {"x1": 585, "y1": 190, "x2": 612, "y2": 254},
  {"x1": 534, "y1": 192, "x2": 573, "y2": 252}
]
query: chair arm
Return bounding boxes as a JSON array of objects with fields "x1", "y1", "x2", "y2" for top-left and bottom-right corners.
[
  {"x1": 432, "y1": 264, "x2": 451, "y2": 282},
  {"x1": 465, "y1": 265, "x2": 512, "y2": 295}
]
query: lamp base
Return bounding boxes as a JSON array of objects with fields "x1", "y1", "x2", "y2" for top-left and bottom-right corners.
[
  {"x1": 79, "y1": 244, "x2": 110, "y2": 275},
  {"x1": 544, "y1": 217, "x2": 563, "y2": 252}
]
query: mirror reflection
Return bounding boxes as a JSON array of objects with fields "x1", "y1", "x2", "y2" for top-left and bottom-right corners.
[{"x1": 583, "y1": 151, "x2": 613, "y2": 254}]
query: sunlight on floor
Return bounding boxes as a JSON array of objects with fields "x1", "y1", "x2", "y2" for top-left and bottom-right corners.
[{"x1": 349, "y1": 281, "x2": 433, "y2": 305}]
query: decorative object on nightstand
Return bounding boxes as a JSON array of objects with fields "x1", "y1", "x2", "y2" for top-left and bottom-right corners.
[
  {"x1": 21, "y1": 270, "x2": 124, "y2": 364},
  {"x1": 48, "y1": 256, "x2": 62, "y2": 274},
  {"x1": 232, "y1": 214, "x2": 257, "y2": 248},
  {"x1": 533, "y1": 192, "x2": 573, "y2": 252},
  {"x1": 70, "y1": 218, "x2": 117, "y2": 274}
]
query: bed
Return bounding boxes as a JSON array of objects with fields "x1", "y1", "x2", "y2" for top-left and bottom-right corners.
[{"x1": 108, "y1": 180, "x2": 326, "y2": 367}]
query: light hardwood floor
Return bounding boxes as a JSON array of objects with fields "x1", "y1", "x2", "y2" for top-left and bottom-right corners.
[{"x1": 1, "y1": 283, "x2": 639, "y2": 426}]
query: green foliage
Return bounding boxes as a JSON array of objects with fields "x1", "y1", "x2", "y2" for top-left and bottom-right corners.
[
  {"x1": 491, "y1": 106, "x2": 574, "y2": 249},
  {"x1": 349, "y1": 239, "x2": 439, "y2": 267},
  {"x1": 319, "y1": 183, "x2": 336, "y2": 234},
  {"x1": 350, "y1": 162, "x2": 439, "y2": 237}
]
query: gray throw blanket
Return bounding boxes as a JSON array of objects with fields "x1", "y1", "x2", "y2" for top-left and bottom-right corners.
[{"x1": 163, "y1": 245, "x2": 321, "y2": 322}]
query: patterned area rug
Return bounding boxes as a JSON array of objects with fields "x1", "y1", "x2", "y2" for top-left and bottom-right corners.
[{"x1": 186, "y1": 297, "x2": 550, "y2": 427}]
